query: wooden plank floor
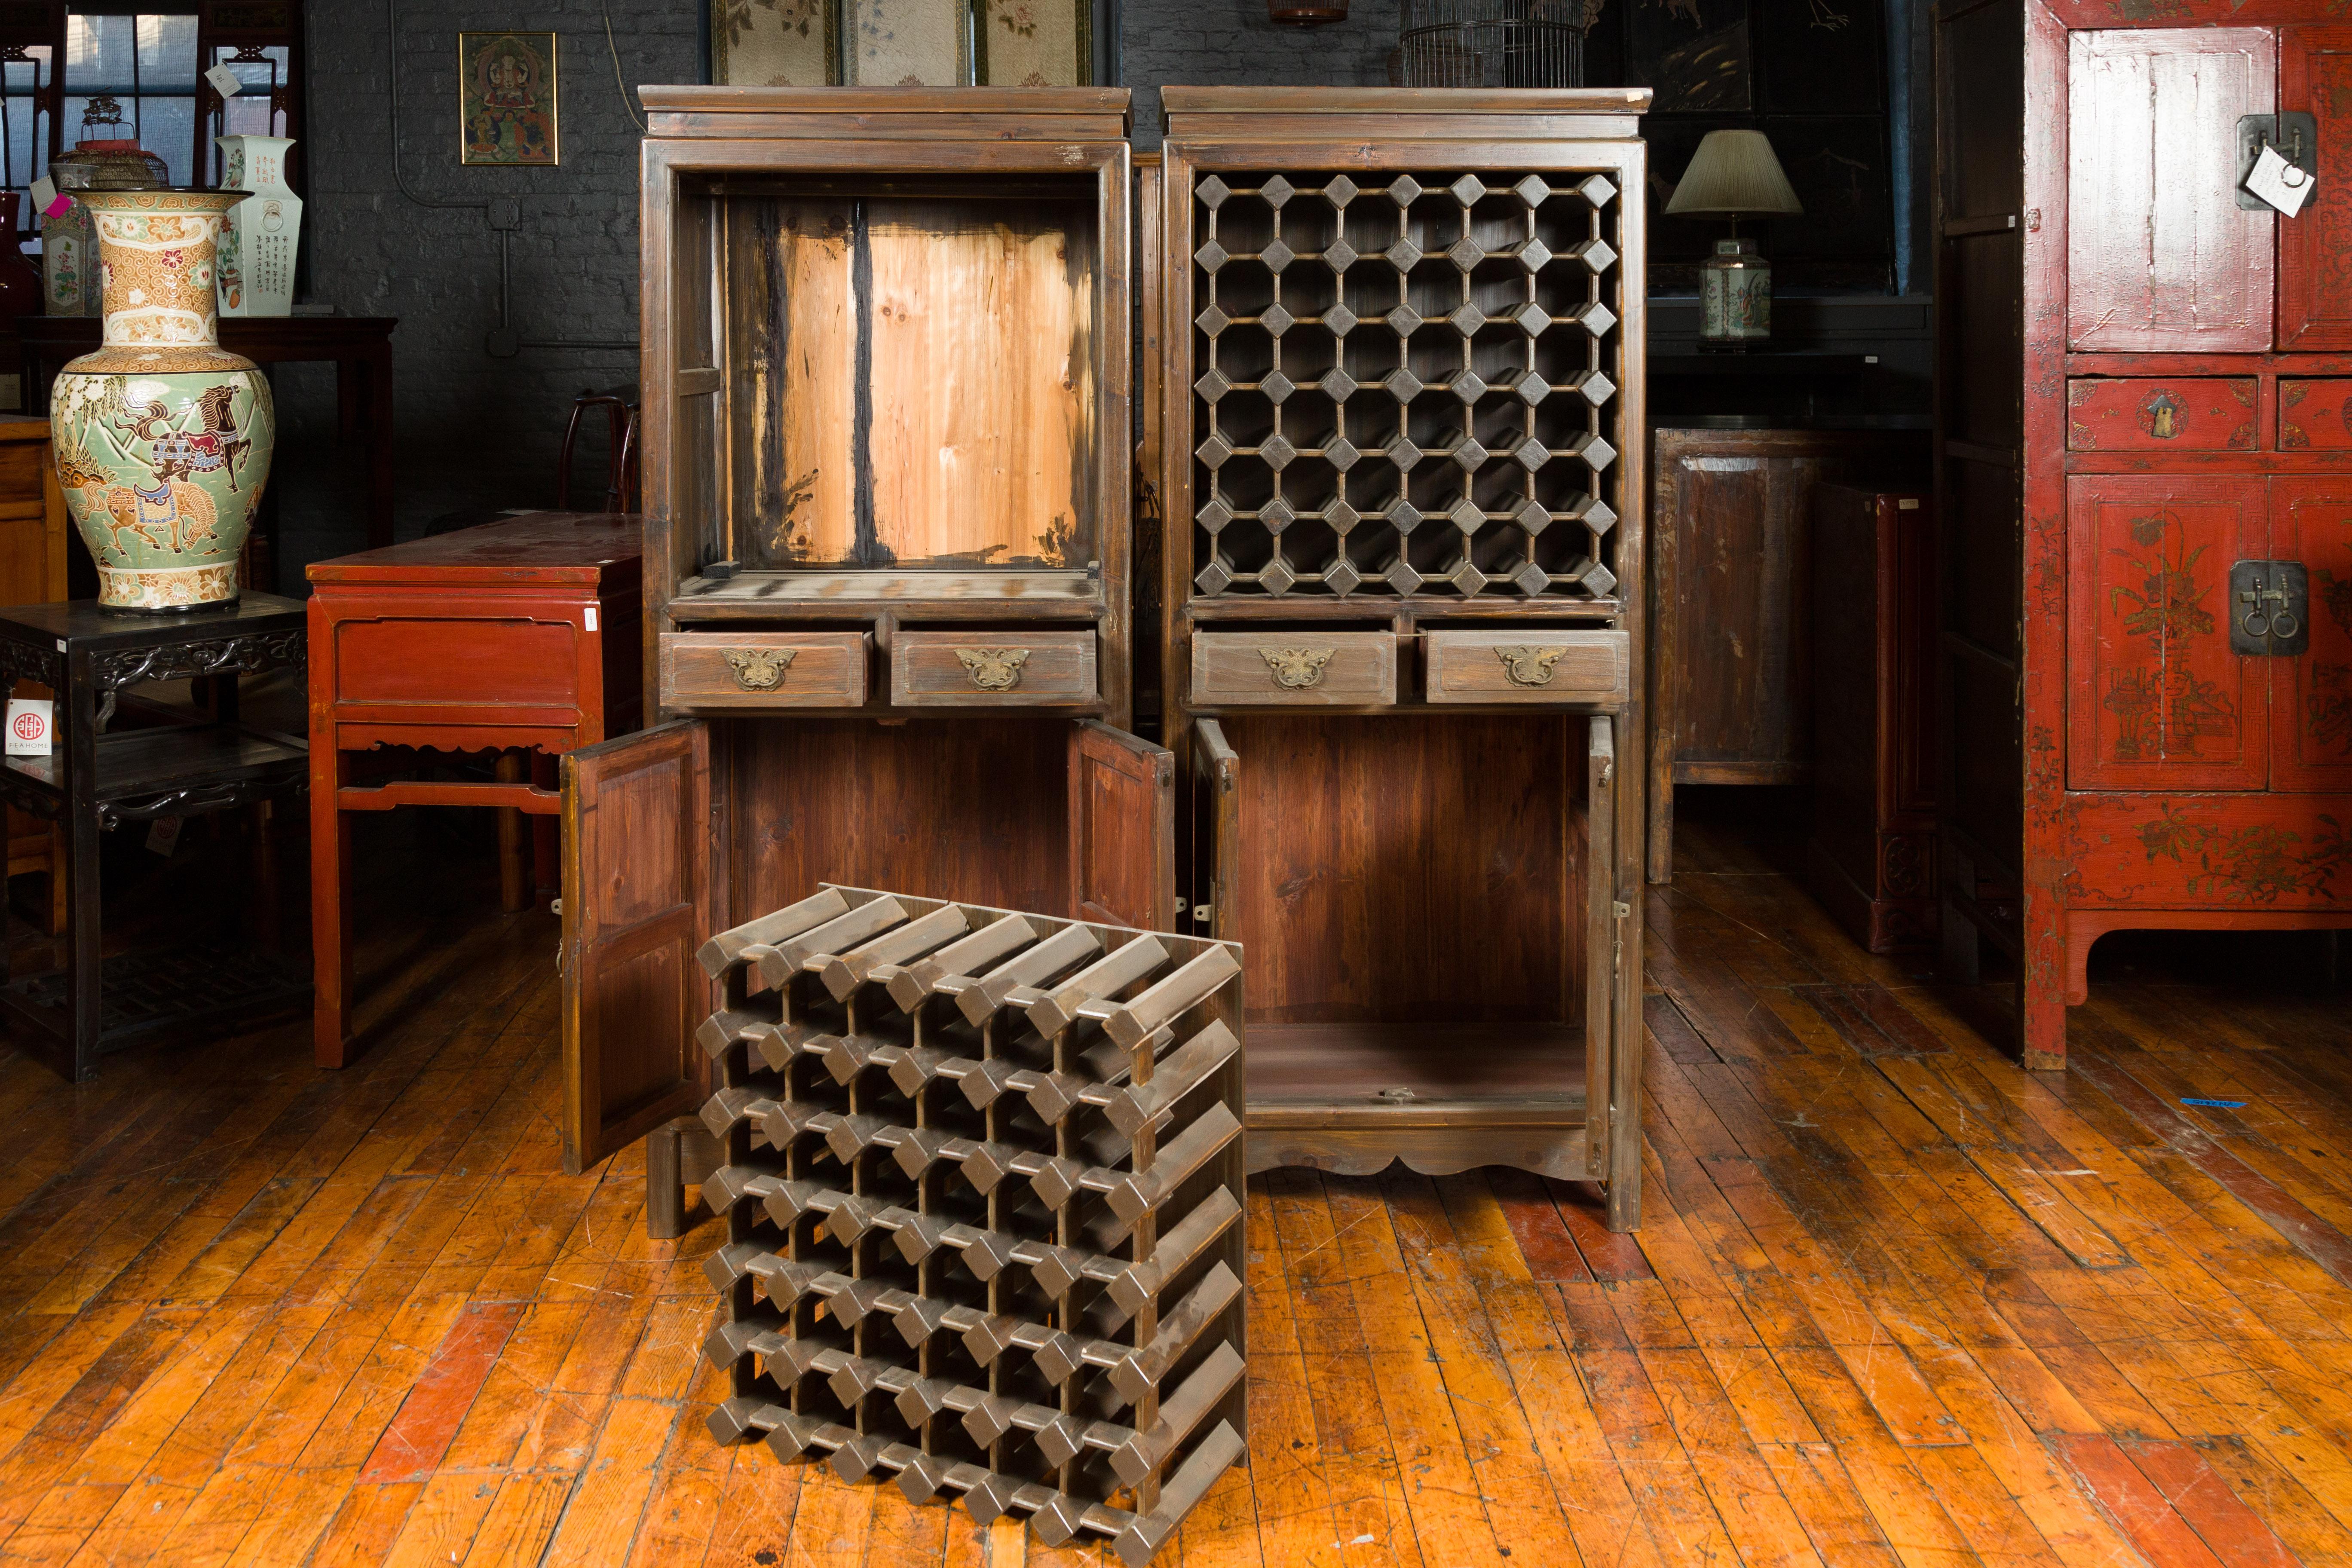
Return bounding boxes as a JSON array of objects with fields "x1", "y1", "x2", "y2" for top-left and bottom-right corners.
[{"x1": 6, "y1": 796, "x2": 2352, "y2": 1565}]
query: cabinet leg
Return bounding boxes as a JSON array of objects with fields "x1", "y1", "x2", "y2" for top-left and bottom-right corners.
[
  {"x1": 312, "y1": 755, "x2": 355, "y2": 1068},
  {"x1": 497, "y1": 750, "x2": 530, "y2": 914},
  {"x1": 1939, "y1": 896, "x2": 1979, "y2": 985},
  {"x1": 67, "y1": 802, "x2": 100, "y2": 1082},
  {"x1": 646, "y1": 1123, "x2": 686, "y2": 1241},
  {"x1": 1605, "y1": 1173, "x2": 1640, "y2": 1234},
  {"x1": 1645, "y1": 781, "x2": 1674, "y2": 885}
]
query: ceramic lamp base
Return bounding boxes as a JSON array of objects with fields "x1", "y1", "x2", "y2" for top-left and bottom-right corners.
[{"x1": 1698, "y1": 236, "x2": 1772, "y2": 348}]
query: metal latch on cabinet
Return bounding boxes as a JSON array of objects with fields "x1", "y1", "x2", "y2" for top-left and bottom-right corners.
[
  {"x1": 2230, "y1": 561, "x2": 2309, "y2": 656},
  {"x1": 2237, "y1": 113, "x2": 2319, "y2": 211}
]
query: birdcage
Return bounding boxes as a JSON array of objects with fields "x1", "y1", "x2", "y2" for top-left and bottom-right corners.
[{"x1": 1398, "y1": 0, "x2": 1595, "y2": 88}]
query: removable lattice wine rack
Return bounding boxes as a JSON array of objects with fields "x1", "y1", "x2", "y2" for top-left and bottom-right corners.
[
  {"x1": 695, "y1": 885, "x2": 1247, "y2": 1565},
  {"x1": 1190, "y1": 165, "x2": 1624, "y2": 599}
]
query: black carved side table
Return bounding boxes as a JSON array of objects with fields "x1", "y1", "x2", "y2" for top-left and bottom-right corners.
[{"x1": 0, "y1": 594, "x2": 310, "y2": 1081}]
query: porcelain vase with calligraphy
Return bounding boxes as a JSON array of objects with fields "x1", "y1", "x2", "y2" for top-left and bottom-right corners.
[
  {"x1": 214, "y1": 135, "x2": 300, "y2": 317},
  {"x1": 49, "y1": 188, "x2": 275, "y2": 611}
]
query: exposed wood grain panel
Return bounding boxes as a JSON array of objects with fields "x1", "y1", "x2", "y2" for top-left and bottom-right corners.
[{"x1": 2066, "y1": 28, "x2": 2274, "y2": 354}]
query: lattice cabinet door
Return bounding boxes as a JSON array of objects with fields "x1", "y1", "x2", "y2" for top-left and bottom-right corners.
[
  {"x1": 694, "y1": 885, "x2": 1246, "y2": 1565},
  {"x1": 1172, "y1": 118, "x2": 1635, "y2": 604}
]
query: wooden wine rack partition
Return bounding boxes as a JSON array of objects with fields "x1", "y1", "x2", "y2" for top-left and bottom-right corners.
[{"x1": 693, "y1": 885, "x2": 1246, "y2": 1565}]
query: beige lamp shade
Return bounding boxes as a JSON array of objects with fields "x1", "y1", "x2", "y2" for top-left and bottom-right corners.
[{"x1": 1666, "y1": 129, "x2": 1804, "y2": 217}]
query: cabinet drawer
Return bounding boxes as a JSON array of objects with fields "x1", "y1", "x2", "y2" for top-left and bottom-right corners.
[
  {"x1": 2065, "y1": 377, "x2": 2256, "y2": 451},
  {"x1": 891, "y1": 630, "x2": 1097, "y2": 707},
  {"x1": 1422, "y1": 629, "x2": 1628, "y2": 706},
  {"x1": 661, "y1": 631, "x2": 869, "y2": 709},
  {"x1": 2281, "y1": 380, "x2": 2352, "y2": 450},
  {"x1": 1189, "y1": 631, "x2": 1396, "y2": 706}
]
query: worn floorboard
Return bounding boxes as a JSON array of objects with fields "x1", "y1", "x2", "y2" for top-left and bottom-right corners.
[{"x1": 3, "y1": 794, "x2": 2352, "y2": 1565}]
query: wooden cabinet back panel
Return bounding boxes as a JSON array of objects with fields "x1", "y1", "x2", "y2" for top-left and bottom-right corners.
[
  {"x1": 2066, "y1": 28, "x2": 2275, "y2": 353},
  {"x1": 1221, "y1": 714, "x2": 1580, "y2": 1026}
]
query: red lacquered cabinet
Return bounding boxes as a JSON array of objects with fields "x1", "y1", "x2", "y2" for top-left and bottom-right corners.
[{"x1": 1938, "y1": 0, "x2": 2352, "y2": 1067}]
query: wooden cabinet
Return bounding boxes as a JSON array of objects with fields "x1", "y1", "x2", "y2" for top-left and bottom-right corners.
[
  {"x1": 1808, "y1": 484, "x2": 1937, "y2": 952},
  {"x1": 1646, "y1": 425, "x2": 1928, "y2": 882},
  {"x1": 0, "y1": 416, "x2": 69, "y2": 932},
  {"x1": 1936, "y1": 0, "x2": 2352, "y2": 1068},
  {"x1": 1158, "y1": 89, "x2": 1650, "y2": 1229},
  {"x1": 564, "y1": 86, "x2": 1654, "y2": 1238}
]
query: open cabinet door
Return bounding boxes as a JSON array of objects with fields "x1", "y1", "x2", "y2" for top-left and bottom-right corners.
[
  {"x1": 561, "y1": 720, "x2": 712, "y2": 1174},
  {"x1": 1067, "y1": 720, "x2": 1176, "y2": 931},
  {"x1": 1191, "y1": 719, "x2": 1240, "y2": 943}
]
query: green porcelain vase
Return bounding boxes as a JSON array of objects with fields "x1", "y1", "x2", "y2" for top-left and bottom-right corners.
[{"x1": 49, "y1": 188, "x2": 275, "y2": 611}]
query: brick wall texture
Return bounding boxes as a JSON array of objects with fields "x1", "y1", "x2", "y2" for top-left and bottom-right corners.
[{"x1": 279, "y1": 0, "x2": 1395, "y2": 583}]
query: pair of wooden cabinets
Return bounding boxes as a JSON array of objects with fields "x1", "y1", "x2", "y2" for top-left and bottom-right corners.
[
  {"x1": 561, "y1": 86, "x2": 1650, "y2": 1229},
  {"x1": 1938, "y1": 5, "x2": 2352, "y2": 1065}
]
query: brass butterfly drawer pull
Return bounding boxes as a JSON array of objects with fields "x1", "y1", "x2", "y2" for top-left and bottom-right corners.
[
  {"x1": 1494, "y1": 645, "x2": 1568, "y2": 686},
  {"x1": 659, "y1": 632, "x2": 870, "y2": 709},
  {"x1": 725, "y1": 647, "x2": 796, "y2": 690},
  {"x1": 1188, "y1": 631, "x2": 1397, "y2": 706},
  {"x1": 1261, "y1": 646, "x2": 1335, "y2": 689},
  {"x1": 891, "y1": 631, "x2": 1096, "y2": 707},
  {"x1": 956, "y1": 647, "x2": 1031, "y2": 691}
]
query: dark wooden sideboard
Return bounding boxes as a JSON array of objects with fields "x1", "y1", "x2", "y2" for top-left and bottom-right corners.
[{"x1": 1646, "y1": 423, "x2": 1928, "y2": 882}]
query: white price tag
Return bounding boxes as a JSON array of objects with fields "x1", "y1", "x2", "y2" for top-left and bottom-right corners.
[
  {"x1": 2245, "y1": 144, "x2": 2316, "y2": 217},
  {"x1": 6, "y1": 698, "x2": 51, "y2": 756},
  {"x1": 146, "y1": 815, "x2": 182, "y2": 856},
  {"x1": 205, "y1": 62, "x2": 244, "y2": 99},
  {"x1": 28, "y1": 177, "x2": 65, "y2": 219}
]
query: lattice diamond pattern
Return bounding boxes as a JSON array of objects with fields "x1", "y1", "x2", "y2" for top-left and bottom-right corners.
[{"x1": 1188, "y1": 165, "x2": 1625, "y2": 599}]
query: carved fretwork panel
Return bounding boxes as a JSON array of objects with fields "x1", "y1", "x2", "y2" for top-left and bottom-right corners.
[{"x1": 1189, "y1": 168, "x2": 1623, "y2": 600}]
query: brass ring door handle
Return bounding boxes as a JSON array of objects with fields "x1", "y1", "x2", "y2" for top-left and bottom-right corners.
[
  {"x1": 1494, "y1": 644, "x2": 1568, "y2": 686},
  {"x1": 725, "y1": 647, "x2": 796, "y2": 689},
  {"x1": 1261, "y1": 646, "x2": 1335, "y2": 689},
  {"x1": 956, "y1": 647, "x2": 1030, "y2": 690}
]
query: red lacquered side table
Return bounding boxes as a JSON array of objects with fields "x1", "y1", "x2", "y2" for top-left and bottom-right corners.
[{"x1": 307, "y1": 511, "x2": 642, "y2": 1066}]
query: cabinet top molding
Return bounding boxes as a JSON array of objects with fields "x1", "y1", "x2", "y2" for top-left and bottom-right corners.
[
  {"x1": 639, "y1": 86, "x2": 1133, "y2": 139},
  {"x1": 1160, "y1": 85, "x2": 1652, "y2": 140}
]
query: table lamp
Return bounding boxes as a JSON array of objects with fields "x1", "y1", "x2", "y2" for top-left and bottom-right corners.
[{"x1": 1666, "y1": 129, "x2": 1803, "y2": 350}]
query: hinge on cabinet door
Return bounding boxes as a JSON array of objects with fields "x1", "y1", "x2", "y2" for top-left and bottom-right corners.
[
  {"x1": 2230, "y1": 560, "x2": 2310, "y2": 656},
  {"x1": 2237, "y1": 113, "x2": 2320, "y2": 210}
]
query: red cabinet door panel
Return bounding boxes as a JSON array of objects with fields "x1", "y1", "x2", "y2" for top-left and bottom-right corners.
[
  {"x1": 2067, "y1": 28, "x2": 2275, "y2": 354},
  {"x1": 2281, "y1": 28, "x2": 2352, "y2": 351},
  {"x1": 2272, "y1": 477, "x2": 2352, "y2": 791},
  {"x1": 2067, "y1": 475, "x2": 2267, "y2": 792}
]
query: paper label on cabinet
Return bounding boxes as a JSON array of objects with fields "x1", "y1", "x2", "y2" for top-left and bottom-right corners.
[
  {"x1": 6, "y1": 698, "x2": 51, "y2": 756},
  {"x1": 206, "y1": 63, "x2": 244, "y2": 99},
  {"x1": 2245, "y1": 144, "x2": 2316, "y2": 217}
]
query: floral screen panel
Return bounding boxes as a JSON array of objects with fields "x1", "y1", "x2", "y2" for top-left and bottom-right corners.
[{"x1": 710, "y1": 0, "x2": 1089, "y2": 85}]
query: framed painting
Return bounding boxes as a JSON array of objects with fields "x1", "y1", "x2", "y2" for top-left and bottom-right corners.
[
  {"x1": 459, "y1": 32, "x2": 559, "y2": 166},
  {"x1": 709, "y1": 0, "x2": 1091, "y2": 86}
]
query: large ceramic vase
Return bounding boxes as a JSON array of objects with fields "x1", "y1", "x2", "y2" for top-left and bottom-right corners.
[
  {"x1": 49, "y1": 189, "x2": 275, "y2": 611},
  {"x1": 215, "y1": 136, "x2": 301, "y2": 318}
]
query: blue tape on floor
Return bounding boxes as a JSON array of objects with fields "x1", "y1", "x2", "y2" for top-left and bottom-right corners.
[{"x1": 2180, "y1": 1097, "x2": 2247, "y2": 1108}]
